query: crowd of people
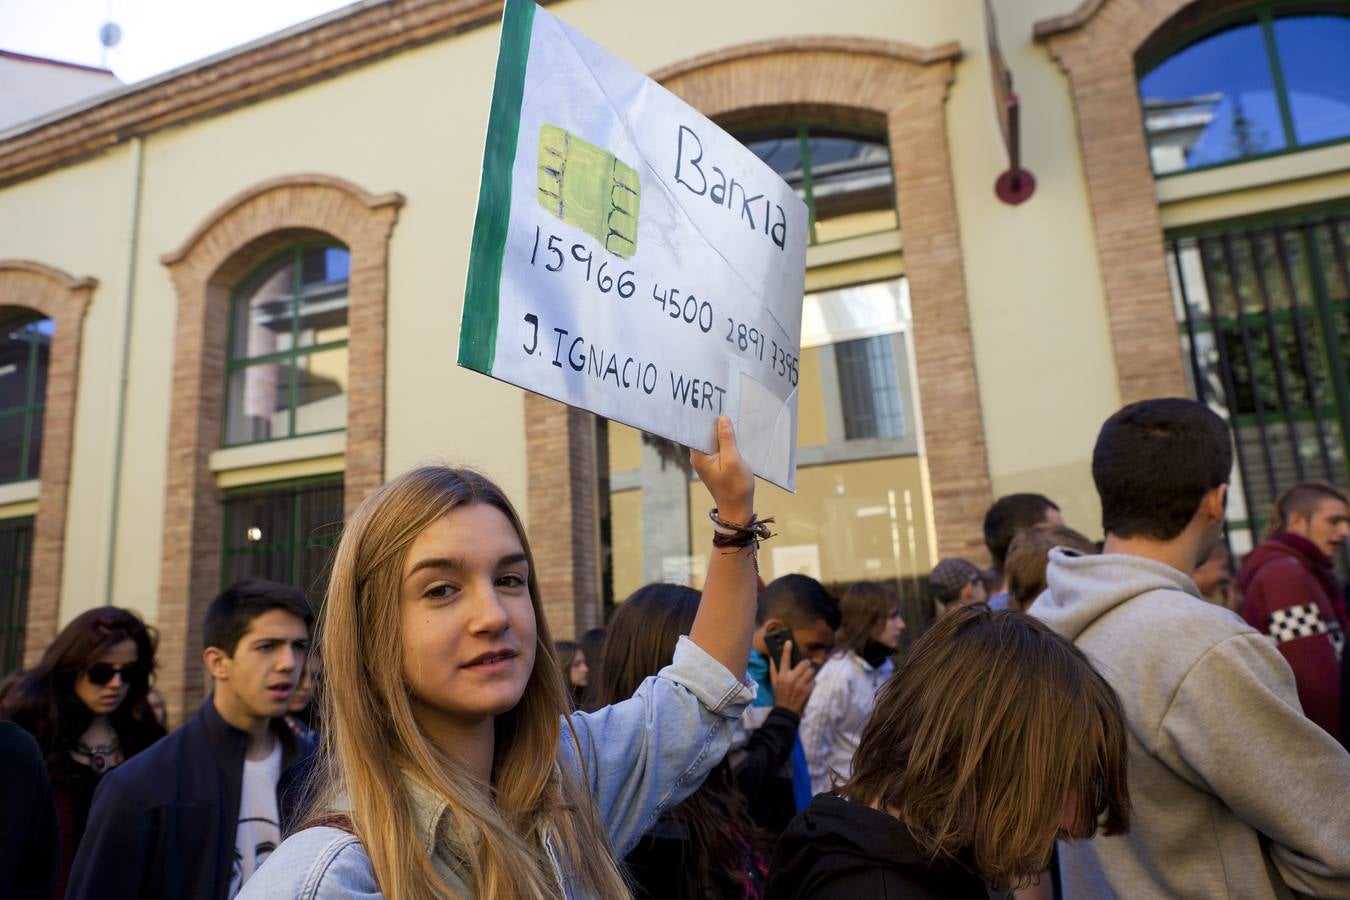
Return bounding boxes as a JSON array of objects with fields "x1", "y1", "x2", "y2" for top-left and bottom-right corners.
[{"x1": 2, "y1": 399, "x2": 1349, "y2": 899}]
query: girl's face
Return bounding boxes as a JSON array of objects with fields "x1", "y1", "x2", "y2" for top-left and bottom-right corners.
[
  {"x1": 74, "y1": 638, "x2": 139, "y2": 716},
  {"x1": 568, "y1": 650, "x2": 589, "y2": 688},
  {"x1": 400, "y1": 504, "x2": 538, "y2": 737},
  {"x1": 872, "y1": 608, "x2": 906, "y2": 649}
]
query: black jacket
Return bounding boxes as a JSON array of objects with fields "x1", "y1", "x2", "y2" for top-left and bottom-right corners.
[
  {"x1": 0, "y1": 721, "x2": 59, "y2": 900},
  {"x1": 65, "y1": 696, "x2": 315, "y2": 900},
  {"x1": 732, "y1": 706, "x2": 800, "y2": 835},
  {"x1": 766, "y1": 793, "x2": 988, "y2": 900}
]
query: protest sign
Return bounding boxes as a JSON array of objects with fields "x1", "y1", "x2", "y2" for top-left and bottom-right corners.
[{"x1": 458, "y1": 0, "x2": 808, "y2": 490}]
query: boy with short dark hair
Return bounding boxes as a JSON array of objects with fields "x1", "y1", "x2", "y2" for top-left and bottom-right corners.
[
  {"x1": 730, "y1": 573, "x2": 841, "y2": 834},
  {"x1": 68, "y1": 580, "x2": 315, "y2": 900},
  {"x1": 1237, "y1": 480, "x2": 1350, "y2": 742},
  {"x1": 1033, "y1": 398, "x2": 1350, "y2": 898}
]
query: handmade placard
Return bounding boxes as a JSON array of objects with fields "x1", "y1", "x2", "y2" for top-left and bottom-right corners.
[{"x1": 459, "y1": 0, "x2": 807, "y2": 489}]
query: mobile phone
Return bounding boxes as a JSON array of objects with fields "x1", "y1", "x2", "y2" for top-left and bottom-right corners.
[{"x1": 764, "y1": 626, "x2": 803, "y2": 671}]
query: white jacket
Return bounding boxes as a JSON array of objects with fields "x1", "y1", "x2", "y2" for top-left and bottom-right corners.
[{"x1": 798, "y1": 650, "x2": 894, "y2": 796}]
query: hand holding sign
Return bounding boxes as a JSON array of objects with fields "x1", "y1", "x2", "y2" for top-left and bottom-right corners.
[
  {"x1": 459, "y1": 0, "x2": 807, "y2": 490},
  {"x1": 690, "y1": 416, "x2": 754, "y2": 525}
]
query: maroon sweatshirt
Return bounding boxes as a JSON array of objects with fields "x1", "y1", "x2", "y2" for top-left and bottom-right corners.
[{"x1": 1236, "y1": 532, "x2": 1347, "y2": 743}]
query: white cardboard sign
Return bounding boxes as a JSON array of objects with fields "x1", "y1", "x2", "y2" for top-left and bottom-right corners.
[{"x1": 458, "y1": 0, "x2": 807, "y2": 490}]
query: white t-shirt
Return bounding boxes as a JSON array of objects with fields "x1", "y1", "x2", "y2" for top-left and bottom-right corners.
[{"x1": 228, "y1": 738, "x2": 282, "y2": 898}]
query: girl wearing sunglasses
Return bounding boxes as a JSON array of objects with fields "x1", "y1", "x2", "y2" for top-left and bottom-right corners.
[{"x1": 1, "y1": 606, "x2": 166, "y2": 897}]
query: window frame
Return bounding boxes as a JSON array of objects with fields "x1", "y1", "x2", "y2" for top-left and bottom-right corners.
[
  {"x1": 734, "y1": 121, "x2": 900, "y2": 246},
  {"x1": 0, "y1": 313, "x2": 51, "y2": 485},
  {"x1": 222, "y1": 241, "x2": 351, "y2": 448},
  {"x1": 1137, "y1": 1, "x2": 1350, "y2": 178}
]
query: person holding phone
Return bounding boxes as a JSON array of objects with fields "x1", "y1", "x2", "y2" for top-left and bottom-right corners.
[{"x1": 730, "y1": 574, "x2": 840, "y2": 835}]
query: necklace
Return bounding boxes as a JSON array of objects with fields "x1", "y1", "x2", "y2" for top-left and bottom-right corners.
[{"x1": 75, "y1": 735, "x2": 121, "y2": 773}]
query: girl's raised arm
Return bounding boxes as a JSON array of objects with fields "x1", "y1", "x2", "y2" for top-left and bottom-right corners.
[{"x1": 687, "y1": 415, "x2": 759, "y2": 678}]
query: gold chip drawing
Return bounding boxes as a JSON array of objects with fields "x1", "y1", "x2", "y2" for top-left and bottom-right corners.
[{"x1": 537, "y1": 124, "x2": 639, "y2": 259}]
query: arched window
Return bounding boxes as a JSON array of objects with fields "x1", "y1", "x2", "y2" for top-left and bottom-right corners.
[
  {"x1": 224, "y1": 243, "x2": 351, "y2": 445},
  {"x1": 1139, "y1": 8, "x2": 1350, "y2": 175},
  {"x1": 0, "y1": 314, "x2": 51, "y2": 483},
  {"x1": 737, "y1": 125, "x2": 898, "y2": 244}
]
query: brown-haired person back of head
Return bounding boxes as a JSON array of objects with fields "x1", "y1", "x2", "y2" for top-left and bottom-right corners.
[
  {"x1": 1005, "y1": 524, "x2": 1098, "y2": 611},
  {"x1": 765, "y1": 605, "x2": 1129, "y2": 900}
]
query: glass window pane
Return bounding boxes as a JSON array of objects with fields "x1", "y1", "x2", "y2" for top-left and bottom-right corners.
[
  {"x1": 225, "y1": 360, "x2": 293, "y2": 445},
  {"x1": 0, "y1": 518, "x2": 33, "y2": 675},
  {"x1": 300, "y1": 246, "x2": 350, "y2": 286},
  {"x1": 296, "y1": 480, "x2": 343, "y2": 607},
  {"x1": 1139, "y1": 22, "x2": 1286, "y2": 173},
  {"x1": 296, "y1": 276, "x2": 350, "y2": 349},
  {"x1": 0, "y1": 318, "x2": 50, "y2": 414},
  {"x1": 0, "y1": 413, "x2": 25, "y2": 483},
  {"x1": 1274, "y1": 16, "x2": 1350, "y2": 146},
  {"x1": 743, "y1": 131, "x2": 806, "y2": 191},
  {"x1": 231, "y1": 255, "x2": 297, "y2": 360},
  {"x1": 24, "y1": 408, "x2": 42, "y2": 480},
  {"x1": 835, "y1": 335, "x2": 905, "y2": 440},
  {"x1": 808, "y1": 133, "x2": 897, "y2": 242},
  {"x1": 294, "y1": 347, "x2": 347, "y2": 435},
  {"x1": 224, "y1": 489, "x2": 296, "y2": 586}
]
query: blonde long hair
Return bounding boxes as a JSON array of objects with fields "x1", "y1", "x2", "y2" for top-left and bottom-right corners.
[{"x1": 305, "y1": 466, "x2": 629, "y2": 899}]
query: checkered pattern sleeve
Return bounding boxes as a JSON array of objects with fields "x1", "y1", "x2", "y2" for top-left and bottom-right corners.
[{"x1": 1267, "y1": 602, "x2": 1346, "y2": 660}]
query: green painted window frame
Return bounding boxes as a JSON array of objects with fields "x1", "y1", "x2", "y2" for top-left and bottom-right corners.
[
  {"x1": 732, "y1": 122, "x2": 900, "y2": 247},
  {"x1": 1137, "y1": 1, "x2": 1350, "y2": 178},
  {"x1": 0, "y1": 314, "x2": 51, "y2": 485},
  {"x1": 220, "y1": 474, "x2": 344, "y2": 606},
  {"x1": 223, "y1": 242, "x2": 351, "y2": 448}
]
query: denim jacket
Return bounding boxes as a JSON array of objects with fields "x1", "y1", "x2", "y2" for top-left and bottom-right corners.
[{"x1": 238, "y1": 636, "x2": 755, "y2": 899}]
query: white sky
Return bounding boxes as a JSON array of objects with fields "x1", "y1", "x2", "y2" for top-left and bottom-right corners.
[{"x1": 1, "y1": 0, "x2": 360, "y2": 83}]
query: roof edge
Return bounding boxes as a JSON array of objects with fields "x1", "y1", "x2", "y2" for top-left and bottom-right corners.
[{"x1": 0, "y1": 0, "x2": 505, "y2": 189}]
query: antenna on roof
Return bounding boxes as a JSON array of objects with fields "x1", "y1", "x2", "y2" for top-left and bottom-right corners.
[{"x1": 98, "y1": 22, "x2": 121, "y2": 69}]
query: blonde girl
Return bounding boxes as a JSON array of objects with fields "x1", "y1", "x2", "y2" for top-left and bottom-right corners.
[{"x1": 241, "y1": 417, "x2": 761, "y2": 899}]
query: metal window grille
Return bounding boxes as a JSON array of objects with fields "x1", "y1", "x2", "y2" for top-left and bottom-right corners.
[
  {"x1": 0, "y1": 516, "x2": 34, "y2": 675},
  {"x1": 835, "y1": 335, "x2": 905, "y2": 440},
  {"x1": 1167, "y1": 211, "x2": 1350, "y2": 556},
  {"x1": 222, "y1": 478, "x2": 344, "y2": 609}
]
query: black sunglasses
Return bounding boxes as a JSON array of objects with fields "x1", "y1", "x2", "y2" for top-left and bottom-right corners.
[{"x1": 85, "y1": 663, "x2": 148, "y2": 686}]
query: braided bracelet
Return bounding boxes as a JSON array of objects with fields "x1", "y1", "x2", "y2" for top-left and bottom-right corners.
[{"x1": 708, "y1": 508, "x2": 775, "y2": 574}]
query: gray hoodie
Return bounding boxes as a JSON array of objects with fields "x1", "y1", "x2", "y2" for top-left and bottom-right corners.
[{"x1": 1033, "y1": 548, "x2": 1350, "y2": 899}]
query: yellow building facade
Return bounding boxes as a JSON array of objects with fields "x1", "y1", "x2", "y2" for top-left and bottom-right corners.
[{"x1": 1, "y1": 0, "x2": 1347, "y2": 718}]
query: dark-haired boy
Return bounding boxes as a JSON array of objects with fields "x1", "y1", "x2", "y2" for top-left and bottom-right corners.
[
  {"x1": 1237, "y1": 480, "x2": 1350, "y2": 743},
  {"x1": 1033, "y1": 398, "x2": 1350, "y2": 898},
  {"x1": 729, "y1": 573, "x2": 840, "y2": 834},
  {"x1": 68, "y1": 580, "x2": 314, "y2": 900}
]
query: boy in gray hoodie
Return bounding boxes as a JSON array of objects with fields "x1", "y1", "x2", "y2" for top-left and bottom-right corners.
[{"x1": 1033, "y1": 398, "x2": 1350, "y2": 899}]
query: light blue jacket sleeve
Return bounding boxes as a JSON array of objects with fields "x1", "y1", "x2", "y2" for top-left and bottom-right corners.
[{"x1": 558, "y1": 635, "x2": 756, "y2": 857}]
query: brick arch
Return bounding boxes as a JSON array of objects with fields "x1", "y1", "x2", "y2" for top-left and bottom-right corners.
[
  {"x1": 158, "y1": 174, "x2": 402, "y2": 721},
  {"x1": 0, "y1": 261, "x2": 95, "y2": 666},
  {"x1": 1031, "y1": 0, "x2": 1226, "y2": 404},
  {"x1": 650, "y1": 37, "x2": 993, "y2": 562}
]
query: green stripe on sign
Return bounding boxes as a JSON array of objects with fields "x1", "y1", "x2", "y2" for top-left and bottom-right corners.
[{"x1": 458, "y1": 0, "x2": 536, "y2": 374}]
